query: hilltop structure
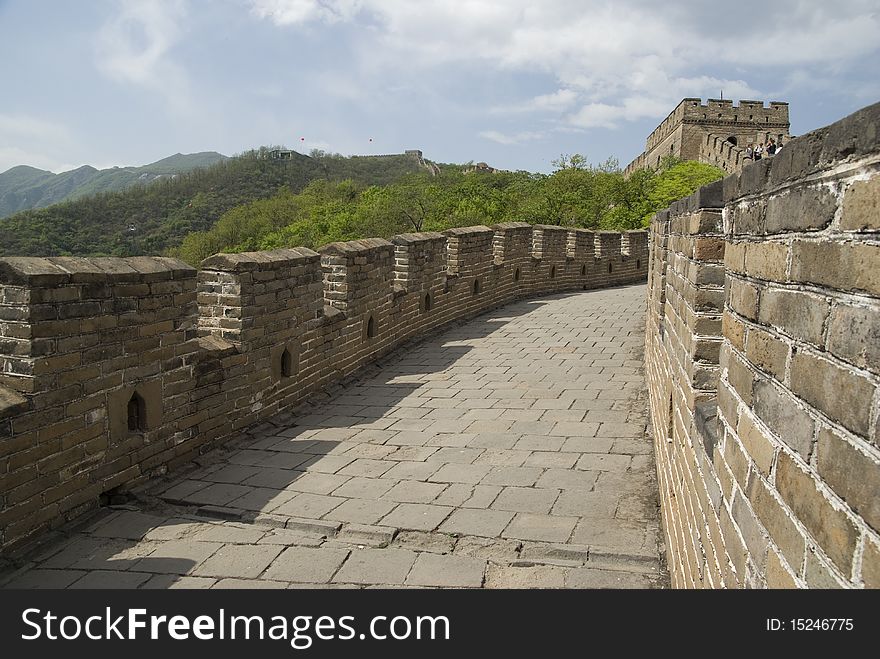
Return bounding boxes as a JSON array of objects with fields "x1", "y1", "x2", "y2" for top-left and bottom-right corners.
[{"x1": 625, "y1": 98, "x2": 790, "y2": 175}]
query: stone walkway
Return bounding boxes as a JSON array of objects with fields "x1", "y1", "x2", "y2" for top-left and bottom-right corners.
[{"x1": 1, "y1": 284, "x2": 667, "y2": 589}]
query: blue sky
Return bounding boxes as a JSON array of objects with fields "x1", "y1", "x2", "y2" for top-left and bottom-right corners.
[{"x1": 1, "y1": 0, "x2": 879, "y2": 174}]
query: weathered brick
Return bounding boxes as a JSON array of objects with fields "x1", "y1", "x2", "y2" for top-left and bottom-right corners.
[
  {"x1": 790, "y1": 350, "x2": 874, "y2": 438},
  {"x1": 790, "y1": 241, "x2": 880, "y2": 296},
  {"x1": 840, "y1": 177, "x2": 880, "y2": 231},
  {"x1": 775, "y1": 451, "x2": 858, "y2": 576},
  {"x1": 730, "y1": 488, "x2": 769, "y2": 565},
  {"x1": 724, "y1": 241, "x2": 746, "y2": 274},
  {"x1": 744, "y1": 242, "x2": 789, "y2": 281},
  {"x1": 724, "y1": 347, "x2": 754, "y2": 405},
  {"x1": 765, "y1": 547, "x2": 798, "y2": 588},
  {"x1": 745, "y1": 326, "x2": 788, "y2": 379},
  {"x1": 727, "y1": 277, "x2": 758, "y2": 321},
  {"x1": 863, "y1": 536, "x2": 880, "y2": 588},
  {"x1": 816, "y1": 428, "x2": 880, "y2": 532},
  {"x1": 722, "y1": 312, "x2": 745, "y2": 352},
  {"x1": 804, "y1": 549, "x2": 846, "y2": 589},
  {"x1": 765, "y1": 185, "x2": 837, "y2": 233},
  {"x1": 757, "y1": 289, "x2": 829, "y2": 347},
  {"x1": 826, "y1": 303, "x2": 880, "y2": 374},
  {"x1": 746, "y1": 472, "x2": 805, "y2": 570},
  {"x1": 736, "y1": 411, "x2": 776, "y2": 476},
  {"x1": 752, "y1": 380, "x2": 813, "y2": 460}
]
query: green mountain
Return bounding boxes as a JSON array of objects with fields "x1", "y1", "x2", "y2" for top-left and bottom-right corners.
[
  {"x1": 0, "y1": 151, "x2": 229, "y2": 218},
  {"x1": 0, "y1": 148, "x2": 431, "y2": 257}
]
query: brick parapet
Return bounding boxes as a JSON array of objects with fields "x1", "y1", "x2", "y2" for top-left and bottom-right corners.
[
  {"x1": 0, "y1": 224, "x2": 648, "y2": 552},
  {"x1": 647, "y1": 100, "x2": 880, "y2": 589}
]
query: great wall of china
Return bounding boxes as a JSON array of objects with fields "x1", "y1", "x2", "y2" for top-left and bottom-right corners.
[{"x1": 0, "y1": 99, "x2": 877, "y2": 588}]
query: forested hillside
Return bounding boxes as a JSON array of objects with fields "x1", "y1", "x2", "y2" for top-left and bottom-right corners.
[
  {"x1": 0, "y1": 148, "x2": 427, "y2": 256},
  {"x1": 171, "y1": 157, "x2": 725, "y2": 265},
  {"x1": 0, "y1": 152, "x2": 228, "y2": 218}
]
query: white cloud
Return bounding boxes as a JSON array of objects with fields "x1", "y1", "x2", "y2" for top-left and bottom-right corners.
[
  {"x1": 479, "y1": 130, "x2": 544, "y2": 145},
  {"x1": 250, "y1": 0, "x2": 880, "y2": 129},
  {"x1": 492, "y1": 89, "x2": 579, "y2": 115},
  {"x1": 95, "y1": 0, "x2": 191, "y2": 113},
  {"x1": 0, "y1": 115, "x2": 76, "y2": 173},
  {"x1": 250, "y1": 0, "x2": 363, "y2": 25}
]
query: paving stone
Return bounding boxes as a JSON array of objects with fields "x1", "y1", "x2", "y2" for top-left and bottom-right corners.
[
  {"x1": 405, "y1": 553, "x2": 487, "y2": 587},
  {"x1": 332, "y1": 549, "x2": 418, "y2": 585},
  {"x1": 274, "y1": 493, "x2": 346, "y2": 519},
  {"x1": 565, "y1": 567, "x2": 656, "y2": 588},
  {"x1": 202, "y1": 464, "x2": 263, "y2": 484},
  {"x1": 332, "y1": 477, "x2": 397, "y2": 499},
  {"x1": 502, "y1": 513, "x2": 578, "y2": 543},
  {"x1": 380, "y1": 503, "x2": 453, "y2": 531},
  {"x1": 524, "y1": 452, "x2": 580, "y2": 468},
  {"x1": 88, "y1": 511, "x2": 169, "y2": 541},
  {"x1": 393, "y1": 531, "x2": 457, "y2": 554},
  {"x1": 141, "y1": 575, "x2": 216, "y2": 589},
  {"x1": 570, "y1": 519, "x2": 650, "y2": 552},
  {"x1": 193, "y1": 544, "x2": 283, "y2": 579},
  {"x1": 192, "y1": 522, "x2": 266, "y2": 544},
  {"x1": 283, "y1": 473, "x2": 351, "y2": 495},
  {"x1": 385, "y1": 480, "x2": 447, "y2": 503},
  {"x1": 213, "y1": 578, "x2": 289, "y2": 589},
  {"x1": 453, "y1": 536, "x2": 522, "y2": 560},
  {"x1": 492, "y1": 487, "x2": 560, "y2": 514},
  {"x1": 433, "y1": 482, "x2": 474, "y2": 506},
  {"x1": 337, "y1": 458, "x2": 395, "y2": 478},
  {"x1": 69, "y1": 570, "x2": 153, "y2": 589},
  {"x1": 514, "y1": 435, "x2": 566, "y2": 451},
  {"x1": 461, "y1": 484, "x2": 503, "y2": 509},
  {"x1": 257, "y1": 528, "x2": 325, "y2": 546},
  {"x1": 263, "y1": 547, "x2": 350, "y2": 583},
  {"x1": 430, "y1": 463, "x2": 492, "y2": 484},
  {"x1": 227, "y1": 487, "x2": 297, "y2": 512},
  {"x1": 132, "y1": 540, "x2": 222, "y2": 574},
  {"x1": 576, "y1": 453, "x2": 632, "y2": 472},
  {"x1": 324, "y1": 498, "x2": 397, "y2": 525},
  {"x1": 425, "y1": 447, "x2": 485, "y2": 464},
  {"x1": 473, "y1": 449, "x2": 530, "y2": 466},
  {"x1": 41, "y1": 536, "x2": 157, "y2": 570},
  {"x1": 3, "y1": 569, "x2": 87, "y2": 589},
  {"x1": 439, "y1": 508, "x2": 515, "y2": 537},
  {"x1": 143, "y1": 519, "x2": 208, "y2": 541},
  {"x1": 552, "y1": 491, "x2": 619, "y2": 518},
  {"x1": 481, "y1": 466, "x2": 543, "y2": 487},
  {"x1": 485, "y1": 564, "x2": 567, "y2": 588},
  {"x1": 561, "y1": 437, "x2": 615, "y2": 453},
  {"x1": 536, "y1": 468, "x2": 599, "y2": 491}
]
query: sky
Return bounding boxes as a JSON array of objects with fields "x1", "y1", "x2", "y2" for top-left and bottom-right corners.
[{"x1": 1, "y1": 0, "x2": 879, "y2": 175}]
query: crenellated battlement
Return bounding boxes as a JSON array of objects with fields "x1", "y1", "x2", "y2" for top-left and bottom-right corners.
[
  {"x1": 0, "y1": 224, "x2": 648, "y2": 552},
  {"x1": 626, "y1": 97, "x2": 791, "y2": 175}
]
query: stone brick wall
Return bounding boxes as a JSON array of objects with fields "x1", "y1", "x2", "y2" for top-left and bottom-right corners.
[
  {"x1": 0, "y1": 224, "x2": 648, "y2": 553},
  {"x1": 646, "y1": 101, "x2": 880, "y2": 588},
  {"x1": 625, "y1": 98, "x2": 791, "y2": 176}
]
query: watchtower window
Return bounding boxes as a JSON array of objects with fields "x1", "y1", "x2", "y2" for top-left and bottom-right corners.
[
  {"x1": 472, "y1": 278, "x2": 481, "y2": 295},
  {"x1": 580, "y1": 264, "x2": 587, "y2": 276},
  {"x1": 281, "y1": 347, "x2": 294, "y2": 377},
  {"x1": 513, "y1": 267, "x2": 521, "y2": 282},
  {"x1": 637, "y1": 259, "x2": 642, "y2": 270},
  {"x1": 127, "y1": 392, "x2": 145, "y2": 432},
  {"x1": 726, "y1": 136, "x2": 737, "y2": 146},
  {"x1": 421, "y1": 292, "x2": 432, "y2": 313},
  {"x1": 549, "y1": 265, "x2": 556, "y2": 279},
  {"x1": 608, "y1": 262, "x2": 613, "y2": 274},
  {"x1": 366, "y1": 314, "x2": 376, "y2": 338}
]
